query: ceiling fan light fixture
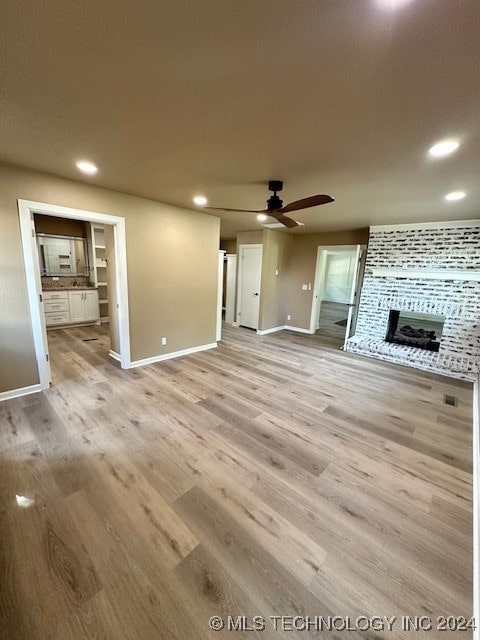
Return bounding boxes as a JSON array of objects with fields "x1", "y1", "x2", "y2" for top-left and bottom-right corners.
[
  {"x1": 256, "y1": 213, "x2": 268, "y2": 222},
  {"x1": 193, "y1": 195, "x2": 207, "y2": 206}
]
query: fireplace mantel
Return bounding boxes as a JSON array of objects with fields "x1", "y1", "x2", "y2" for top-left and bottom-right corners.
[{"x1": 370, "y1": 268, "x2": 480, "y2": 281}]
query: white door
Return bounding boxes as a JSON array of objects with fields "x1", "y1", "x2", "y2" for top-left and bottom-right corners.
[
  {"x1": 343, "y1": 245, "x2": 363, "y2": 349},
  {"x1": 225, "y1": 254, "x2": 237, "y2": 325},
  {"x1": 84, "y1": 290, "x2": 100, "y2": 322},
  {"x1": 69, "y1": 291, "x2": 86, "y2": 322},
  {"x1": 238, "y1": 244, "x2": 262, "y2": 330}
]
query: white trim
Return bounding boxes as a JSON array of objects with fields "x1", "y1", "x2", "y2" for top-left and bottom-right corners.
[
  {"x1": 17, "y1": 200, "x2": 131, "y2": 394},
  {"x1": 371, "y1": 268, "x2": 480, "y2": 281},
  {"x1": 257, "y1": 325, "x2": 286, "y2": 335},
  {"x1": 18, "y1": 204, "x2": 52, "y2": 389},
  {"x1": 0, "y1": 383, "x2": 43, "y2": 403},
  {"x1": 284, "y1": 325, "x2": 315, "y2": 334},
  {"x1": 370, "y1": 219, "x2": 480, "y2": 232},
  {"x1": 473, "y1": 377, "x2": 480, "y2": 640},
  {"x1": 109, "y1": 350, "x2": 121, "y2": 362},
  {"x1": 236, "y1": 243, "x2": 263, "y2": 329},
  {"x1": 343, "y1": 245, "x2": 363, "y2": 350},
  {"x1": 216, "y1": 250, "x2": 225, "y2": 342},
  {"x1": 128, "y1": 342, "x2": 217, "y2": 369},
  {"x1": 224, "y1": 254, "x2": 237, "y2": 325}
]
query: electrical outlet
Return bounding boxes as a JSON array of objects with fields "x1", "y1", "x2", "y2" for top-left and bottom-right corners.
[
  {"x1": 287, "y1": 315, "x2": 291, "y2": 321},
  {"x1": 161, "y1": 337, "x2": 167, "y2": 346},
  {"x1": 275, "y1": 269, "x2": 279, "y2": 276}
]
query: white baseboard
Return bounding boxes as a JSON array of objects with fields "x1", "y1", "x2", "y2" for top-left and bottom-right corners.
[
  {"x1": 128, "y1": 342, "x2": 217, "y2": 369},
  {"x1": 232, "y1": 322, "x2": 239, "y2": 327},
  {"x1": 0, "y1": 383, "x2": 43, "y2": 403},
  {"x1": 257, "y1": 326, "x2": 286, "y2": 335},
  {"x1": 109, "y1": 350, "x2": 121, "y2": 362},
  {"x1": 473, "y1": 377, "x2": 479, "y2": 640},
  {"x1": 284, "y1": 325, "x2": 315, "y2": 335}
]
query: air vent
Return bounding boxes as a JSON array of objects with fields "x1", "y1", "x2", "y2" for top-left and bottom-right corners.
[{"x1": 443, "y1": 394, "x2": 458, "y2": 407}]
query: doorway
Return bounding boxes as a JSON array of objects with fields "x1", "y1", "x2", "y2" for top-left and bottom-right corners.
[
  {"x1": 310, "y1": 245, "x2": 366, "y2": 347},
  {"x1": 237, "y1": 244, "x2": 262, "y2": 330},
  {"x1": 18, "y1": 200, "x2": 131, "y2": 390}
]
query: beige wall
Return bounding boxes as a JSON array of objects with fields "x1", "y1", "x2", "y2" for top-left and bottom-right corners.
[
  {"x1": 287, "y1": 229, "x2": 369, "y2": 330},
  {"x1": 220, "y1": 239, "x2": 236, "y2": 254},
  {"x1": 236, "y1": 230, "x2": 263, "y2": 246},
  {"x1": 0, "y1": 163, "x2": 219, "y2": 393},
  {"x1": 259, "y1": 230, "x2": 292, "y2": 331}
]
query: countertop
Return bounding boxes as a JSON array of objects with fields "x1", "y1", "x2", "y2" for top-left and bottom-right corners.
[{"x1": 42, "y1": 286, "x2": 98, "y2": 291}]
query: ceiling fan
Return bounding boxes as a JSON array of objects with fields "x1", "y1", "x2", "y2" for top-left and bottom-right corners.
[{"x1": 206, "y1": 180, "x2": 334, "y2": 228}]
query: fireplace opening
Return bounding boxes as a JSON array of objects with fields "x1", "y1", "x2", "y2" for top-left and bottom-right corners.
[{"x1": 385, "y1": 310, "x2": 444, "y2": 352}]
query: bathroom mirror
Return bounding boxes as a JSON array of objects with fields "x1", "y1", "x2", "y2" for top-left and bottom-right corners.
[{"x1": 37, "y1": 234, "x2": 89, "y2": 276}]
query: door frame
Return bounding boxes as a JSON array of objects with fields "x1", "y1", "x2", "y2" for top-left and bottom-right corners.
[
  {"x1": 224, "y1": 253, "x2": 237, "y2": 325},
  {"x1": 236, "y1": 243, "x2": 263, "y2": 328},
  {"x1": 18, "y1": 199, "x2": 131, "y2": 389},
  {"x1": 216, "y1": 250, "x2": 225, "y2": 342},
  {"x1": 309, "y1": 245, "x2": 365, "y2": 335}
]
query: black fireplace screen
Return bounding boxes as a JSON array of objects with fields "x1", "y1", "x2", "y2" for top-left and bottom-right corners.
[{"x1": 385, "y1": 310, "x2": 444, "y2": 352}]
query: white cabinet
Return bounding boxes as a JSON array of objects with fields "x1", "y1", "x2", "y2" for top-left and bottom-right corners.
[
  {"x1": 84, "y1": 290, "x2": 100, "y2": 321},
  {"x1": 68, "y1": 291, "x2": 87, "y2": 322},
  {"x1": 43, "y1": 289, "x2": 99, "y2": 327},
  {"x1": 68, "y1": 290, "x2": 99, "y2": 323}
]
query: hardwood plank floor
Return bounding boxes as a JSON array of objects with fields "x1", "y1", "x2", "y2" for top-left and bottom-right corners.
[{"x1": 0, "y1": 323, "x2": 473, "y2": 639}]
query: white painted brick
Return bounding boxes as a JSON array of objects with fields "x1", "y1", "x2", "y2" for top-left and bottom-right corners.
[{"x1": 347, "y1": 224, "x2": 480, "y2": 380}]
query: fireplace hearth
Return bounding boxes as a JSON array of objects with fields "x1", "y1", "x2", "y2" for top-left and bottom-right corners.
[{"x1": 385, "y1": 310, "x2": 444, "y2": 352}]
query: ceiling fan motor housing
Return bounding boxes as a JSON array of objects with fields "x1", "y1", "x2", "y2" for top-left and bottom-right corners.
[
  {"x1": 268, "y1": 180, "x2": 283, "y2": 193},
  {"x1": 267, "y1": 180, "x2": 284, "y2": 210},
  {"x1": 267, "y1": 194, "x2": 283, "y2": 210}
]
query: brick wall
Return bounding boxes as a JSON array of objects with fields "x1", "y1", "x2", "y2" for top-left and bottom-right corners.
[{"x1": 346, "y1": 223, "x2": 480, "y2": 381}]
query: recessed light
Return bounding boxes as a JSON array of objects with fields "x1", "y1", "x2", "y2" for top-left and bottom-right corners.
[
  {"x1": 76, "y1": 160, "x2": 98, "y2": 174},
  {"x1": 377, "y1": 0, "x2": 412, "y2": 8},
  {"x1": 428, "y1": 139, "x2": 460, "y2": 158},
  {"x1": 256, "y1": 213, "x2": 268, "y2": 222},
  {"x1": 193, "y1": 195, "x2": 207, "y2": 206},
  {"x1": 445, "y1": 191, "x2": 466, "y2": 201}
]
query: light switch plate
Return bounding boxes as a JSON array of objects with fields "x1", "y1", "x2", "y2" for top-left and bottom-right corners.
[{"x1": 302, "y1": 284, "x2": 308, "y2": 290}]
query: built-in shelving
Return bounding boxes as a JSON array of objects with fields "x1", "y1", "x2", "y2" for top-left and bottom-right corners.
[{"x1": 90, "y1": 225, "x2": 109, "y2": 322}]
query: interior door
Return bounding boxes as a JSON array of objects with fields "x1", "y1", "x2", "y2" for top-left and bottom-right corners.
[
  {"x1": 343, "y1": 245, "x2": 364, "y2": 349},
  {"x1": 238, "y1": 245, "x2": 262, "y2": 330}
]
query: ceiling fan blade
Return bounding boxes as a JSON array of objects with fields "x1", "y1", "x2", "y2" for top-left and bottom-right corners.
[
  {"x1": 279, "y1": 194, "x2": 334, "y2": 214},
  {"x1": 205, "y1": 206, "x2": 266, "y2": 213},
  {"x1": 273, "y1": 214, "x2": 299, "y2": 228}
]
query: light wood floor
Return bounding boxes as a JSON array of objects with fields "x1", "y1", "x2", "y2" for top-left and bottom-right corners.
[
  {"x1": 0, "y1": 323, "x2": 473, "y2": 639},
  {"x1": 316, "y1": 300, "x2": 350, "y2": 346}
]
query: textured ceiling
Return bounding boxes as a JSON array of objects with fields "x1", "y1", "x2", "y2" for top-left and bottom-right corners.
[{"x1": 1, "y1": 0, "x2": 479, "y2": 238}]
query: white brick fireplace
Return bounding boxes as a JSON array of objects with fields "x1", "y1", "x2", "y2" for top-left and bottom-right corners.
[{"x1": 346, "y1": 220, "x2": 480, "y2": 381}]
